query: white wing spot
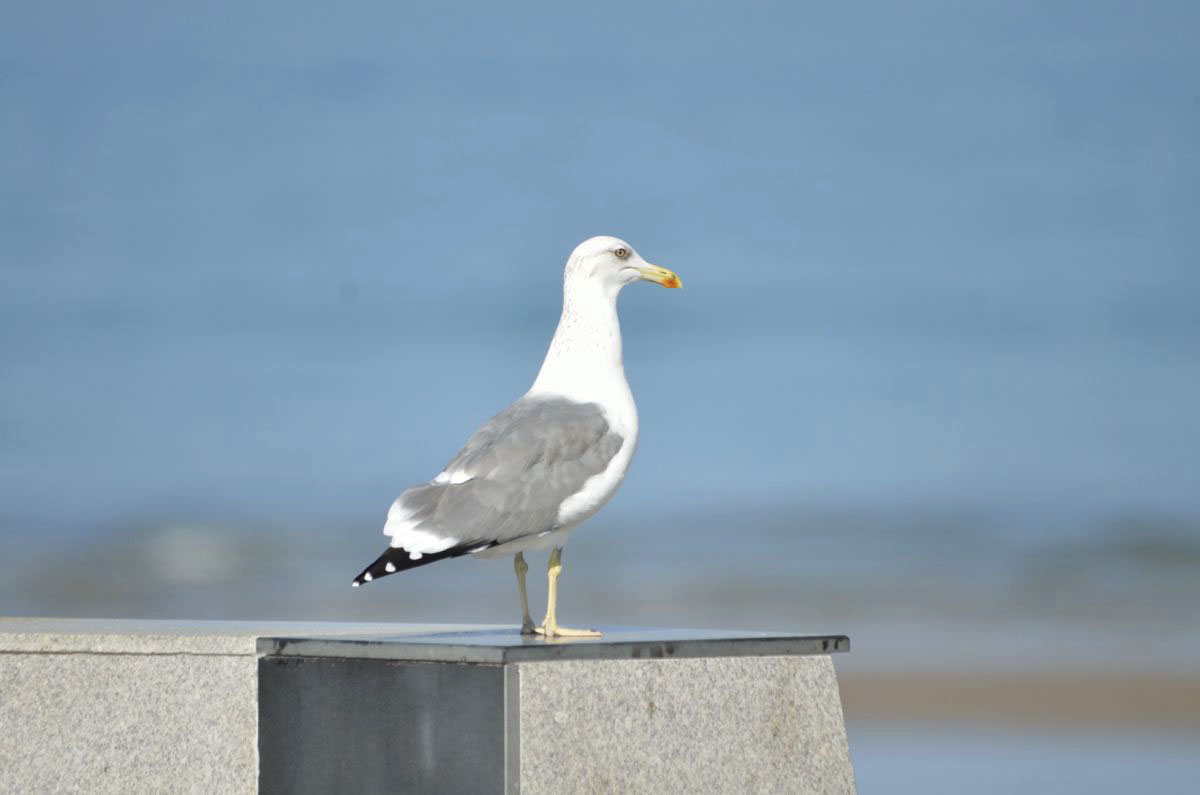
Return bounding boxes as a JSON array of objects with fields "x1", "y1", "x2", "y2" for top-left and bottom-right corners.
[
  {"x1": 385, "y1": 562, "x2": 396, "y2": 573},
  {"x1": 363, "y1": 572, "x2": 373, "y2": 582},
  {"x1": 409, "y1": 551, "x2": 423, "y2": 561},
  {"x1": 351, "y1": 581, "x2": 360, "y2": 588},
  {"x1": 433, "y1": 469, "x2": 473, "y2": 485}
]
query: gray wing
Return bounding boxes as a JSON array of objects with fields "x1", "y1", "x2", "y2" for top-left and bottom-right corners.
[
  {"x1": 393, "y1": 396, "x2": 623, "y2": 547},
  {"x1": 352, "y1": 396, "x2": 625, "y2": 585}
]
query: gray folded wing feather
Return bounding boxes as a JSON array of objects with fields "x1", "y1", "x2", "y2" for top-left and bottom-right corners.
[{"x1": 391, "y1": 396, "x2": 625, "y2": 548}]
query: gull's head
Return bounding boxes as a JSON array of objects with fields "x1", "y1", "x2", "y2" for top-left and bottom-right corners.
[{"x1": 564, "y1": 235, "x2": 681, "y2": 292}]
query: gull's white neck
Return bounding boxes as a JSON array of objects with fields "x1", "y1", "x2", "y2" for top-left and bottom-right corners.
[
  {"x1": 527, "y1": 266, "x2": 640, "y2": 532},
  {"x1": 528, "y1": 277, "x2": 630, "y2": 408}
]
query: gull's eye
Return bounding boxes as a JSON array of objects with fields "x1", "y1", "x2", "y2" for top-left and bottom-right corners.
[{"x1": 614, "y1": 247, "x2": 629, "y2": 259}]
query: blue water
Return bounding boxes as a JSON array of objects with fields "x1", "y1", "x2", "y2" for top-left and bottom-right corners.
[
  {"x1": 3, "y1": 0, "x2": 1199, "y2": 653},
  {"x1": 850, "y1": 726, "x2": 1200, "y2": 794}
]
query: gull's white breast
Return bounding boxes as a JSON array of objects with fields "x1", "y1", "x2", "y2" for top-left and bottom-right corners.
[{"x1": 545, "y1": 376, "x2": 639, "y2": 531}]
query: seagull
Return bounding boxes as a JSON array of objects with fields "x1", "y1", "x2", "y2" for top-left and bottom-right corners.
[{"x1": 351, "y1": 236, "x2": 681, "y2": 637}]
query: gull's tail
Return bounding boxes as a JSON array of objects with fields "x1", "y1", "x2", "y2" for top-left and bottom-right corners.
[{"x1": 351, "y1": 543, "x2": 489, "y2": 587}]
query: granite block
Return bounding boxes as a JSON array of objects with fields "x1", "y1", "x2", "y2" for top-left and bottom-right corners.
[
  {"x1": 0, "y1": 652, "x2": 257, "y2": 794},
  {"x1": 0, "y1": 618, "x2": 443, "y2": 794},
  {"x1": 517, "y1": 656, "x2": 855, "y2": 794},
  {"x1": 259, "y1": 627, "x2": 855, "y2": 793},
  {"x1": 1, "y1": 620, "x2": 854, "y2": 794}
]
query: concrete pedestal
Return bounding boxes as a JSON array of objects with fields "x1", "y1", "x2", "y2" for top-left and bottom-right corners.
[{"x1": 1, "y1": 619, "x2": 854, "y2": 794}]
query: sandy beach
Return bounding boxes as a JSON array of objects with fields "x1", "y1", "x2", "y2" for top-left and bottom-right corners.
[{"x1": 841, "y1": 670, "x2": 1200, "y2": 730}]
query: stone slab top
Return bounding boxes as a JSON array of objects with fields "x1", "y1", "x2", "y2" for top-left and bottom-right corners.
[
  {"x1": 0, "y1": 617, "x2": 492, "y2": 656},
  {"x1": 1, "y1": 618, "x2": 849, "y2": 661},
  {"x1": 260, "y1": 626, "x2": 850, "y2": 664}
]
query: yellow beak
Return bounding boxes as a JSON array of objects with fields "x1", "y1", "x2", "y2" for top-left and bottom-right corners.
[{"x1": 637, "y1": 264, "x2": 682, "y2": 289}]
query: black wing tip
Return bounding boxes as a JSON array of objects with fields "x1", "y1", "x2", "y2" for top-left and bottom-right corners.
[
  {"x1": 351, "y1": 542, "x2": 497, "y2": 588},
  {"x1": 350, "y1": 551, "x2": 393, "y2": 588},
  {"x1": 351, "y1": 548, "x2": 405, "y2": 587}
]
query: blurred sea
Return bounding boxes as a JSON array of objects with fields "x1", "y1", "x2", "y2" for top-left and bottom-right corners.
[{"x1": 2, "y1": 3, "x2": 1198, "y2": 790}]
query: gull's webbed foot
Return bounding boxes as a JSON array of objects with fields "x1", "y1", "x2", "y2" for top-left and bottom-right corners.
[{"x1": 534, "y1": 620, "x2": 602, "y2": 639}]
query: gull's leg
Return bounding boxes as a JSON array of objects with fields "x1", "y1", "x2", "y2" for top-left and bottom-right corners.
[
  {"x1": 535, "y1": 546, "x2": 601, "y2": 638},
  {"x1": 515, "y1": 552, "x2": 535, "y2": 634}
]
